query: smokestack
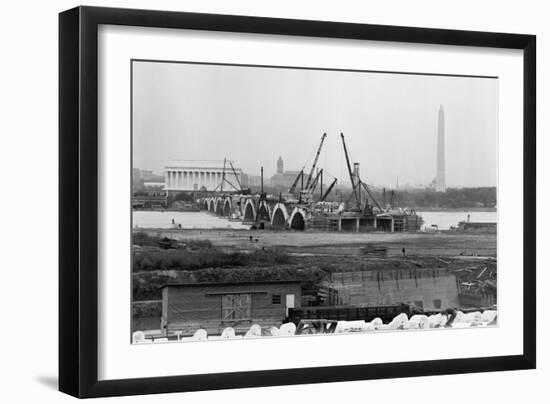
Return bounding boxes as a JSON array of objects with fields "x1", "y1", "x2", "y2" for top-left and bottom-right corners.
[
  {"x1": 353, "y1": 163, "x2": 361, "y2": 207},
  {"x1": 352, "y1": 163, "x2": 360, "y2": 189}
]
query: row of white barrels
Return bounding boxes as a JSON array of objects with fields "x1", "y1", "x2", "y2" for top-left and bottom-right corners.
[
  {"x1": 133, "y1": 310, "x2": 497, "y2": 343},
  {"x1": 334, "y1": 309, "x2": 497, "y2": 333}
]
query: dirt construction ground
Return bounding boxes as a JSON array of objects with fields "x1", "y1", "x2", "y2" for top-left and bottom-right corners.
[{"x1": 138, "y1": 228, "x2": 497, "y2": 258}]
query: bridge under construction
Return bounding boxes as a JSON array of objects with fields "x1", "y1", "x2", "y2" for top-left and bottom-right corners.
[{"x1": 197, "y1": 133, "x2": 423, "y2": 232}]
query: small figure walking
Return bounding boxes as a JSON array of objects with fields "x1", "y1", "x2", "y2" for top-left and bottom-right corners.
[{"x1": 402, "y1": 247, "x2": 406, "y2": 257}]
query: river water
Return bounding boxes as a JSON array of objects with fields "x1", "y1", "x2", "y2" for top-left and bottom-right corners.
[
  {"x1": 134, "y1": 210, "x2": 496, "y2": 231},
  {"x1": 417, "y1": 211, "x2": 497, "y2": 230},
  {"x1": 133, "y1": 211, "x2": 250, "y2": 230}
]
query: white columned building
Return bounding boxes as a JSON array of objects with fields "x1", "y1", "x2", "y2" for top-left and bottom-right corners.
[{"x1": 164, "y1": 161, "x2": 243, "y2": 193}]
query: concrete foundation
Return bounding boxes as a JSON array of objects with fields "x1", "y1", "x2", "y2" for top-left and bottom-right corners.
[{"x1": 328, "y1": 269, "x2": 459, "y2": 311}]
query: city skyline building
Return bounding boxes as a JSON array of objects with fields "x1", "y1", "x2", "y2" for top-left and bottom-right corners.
[
  {"x1": 277, "y1": 156, "x2": 284, "y2": 174},
  {"x1": 163, "y1": 160, "x2": 242, "y2": 193}
]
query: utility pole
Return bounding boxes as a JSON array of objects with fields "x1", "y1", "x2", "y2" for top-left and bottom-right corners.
[
  {"x1": 320, "y1": 169, "x2": 323, "y2": 200},
  {"x1": 260, "y1": 166, "x2": 264, "y2": 194}
]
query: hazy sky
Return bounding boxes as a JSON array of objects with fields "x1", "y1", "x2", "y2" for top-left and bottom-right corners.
[{"x1": 132, "y1": 61, "x2": 498, "y2": 188}]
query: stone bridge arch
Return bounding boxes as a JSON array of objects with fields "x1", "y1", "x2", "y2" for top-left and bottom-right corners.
[
  {"x1": 271, "y1": 203, "x2": 289, "y2": 229},
  {"x1": 243, "y1": 199, "x2": 256, "y2": 222},
  {"x1": 208, "y1": 199, "x2": 215, "y2": 213},
  {"x1": 289, "y1": 207, "x2": 307, "y2": 230},
  {"x1": 223, "y1": 198, "x2": 232, "y2": 216}
]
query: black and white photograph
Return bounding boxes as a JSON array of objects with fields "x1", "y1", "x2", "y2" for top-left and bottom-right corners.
[
  {"x1": 131, "y1": 60, "x2": 498, "y2": 343},
  {"x1": 0, "y1": 0, "x2": 544, "y2": 401}
]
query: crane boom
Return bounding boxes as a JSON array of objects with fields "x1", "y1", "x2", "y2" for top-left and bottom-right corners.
[
  {"x1": 220, "y1": 158, "x2": 227, "y2": 192},
  {"x1": 340, "y1": 133, "x2": 360, "y2": 209},
  {"x1": 223, "y1": 178, "x2": 241, "y2": 192},
  {"x1": 228, "y1": 161, "x2": 242, "y2": 191},
  {"x1": 305, "y1": 133, "x2": 327, "y2": 189},
  {"x1": 308, "y1": 168, "x2": 323, "y2": 193},
  {"x1": 361, "y1": 182, "x2": 382, "y2": 210},
  {"x1": 321, "y1": 178, "x2": 337, "y2": 201},
  {"x1": 289, "y1": 169, "x2": 304, "y2": 194}
]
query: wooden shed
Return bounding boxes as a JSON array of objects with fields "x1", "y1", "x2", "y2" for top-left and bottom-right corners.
[{"x1": 161, "y1": 280, "x2": 302, "y2": 336}]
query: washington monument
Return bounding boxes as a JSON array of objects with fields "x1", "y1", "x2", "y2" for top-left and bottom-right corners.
[{"x1": 436, "y1": 105, "x2": 446, "y2": 192}]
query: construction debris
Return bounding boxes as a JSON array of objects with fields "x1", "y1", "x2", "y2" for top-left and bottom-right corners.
[{"x1": 360, "y1": 245, "x2": 388, "y2": 257}]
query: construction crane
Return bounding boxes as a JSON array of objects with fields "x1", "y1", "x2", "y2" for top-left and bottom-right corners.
[
  {"x1": 361, "y1": 182, "x2": 382, "y2": 210},
  {"x1": 321, "y1": 177, "x2": 337, "y2": 201},
  {"x1": 305, "y1": 133, "x2": 327, "y2": 189},
  {"x1": 220, "y1": 158, "x2": 226, "y2": 192},
  {"x1": 340, "y1": 133, "x2": 382, "y2": 212},
  {"x1": 229, "y1": 161, "x2": 250, "y2": 194},
  {"x1": 340, "y1": 133, "x2": 361, "y2": 210},
  {"x1": 289, "y1": 133, "x2": 327, "y2": 197},
  {"x1": 228, "y1": 161, "x2": 242, "y2": 189},
  {"x1": 308, "y1": 168, "x2": 323, "y2": 194},
  {"x1": 288, "y1": 168, "x2": 304, "y2": 194},
  {"x1": 213, "y1": 158, "x2": 241, "y2": 193}
]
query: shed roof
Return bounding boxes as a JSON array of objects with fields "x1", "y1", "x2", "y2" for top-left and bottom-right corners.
[{"x1": 162, "y1": 279, "x2": 303, "y2": 289}]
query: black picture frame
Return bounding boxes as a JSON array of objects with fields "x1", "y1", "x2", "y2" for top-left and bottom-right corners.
[{"x1": 59, "y1": 5, "x2": 536, "y2": 398}]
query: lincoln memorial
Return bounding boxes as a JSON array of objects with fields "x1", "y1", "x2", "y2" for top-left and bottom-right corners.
[{"x1": 164, "y1": 161, "x2": 243, "y2": 193}]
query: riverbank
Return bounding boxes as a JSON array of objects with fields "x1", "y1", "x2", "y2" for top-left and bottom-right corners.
[
  {"x1": 132, "y1": 229, "x2": 496, "y2": 331},
  {"x1": 414, "y1": 207, "x2": 496, "y2": 212}
]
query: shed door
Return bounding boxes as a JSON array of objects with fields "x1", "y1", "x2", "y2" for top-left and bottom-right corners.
[
  {"x1": 285, "y1": 294, "x2": 295, "y2": 308},
  {"x1": 285, "y1": 294, "x2": 295, "y2": 316},
  {"x1": 222, "y1": 294, "x2": 251, "y2": 321}
]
